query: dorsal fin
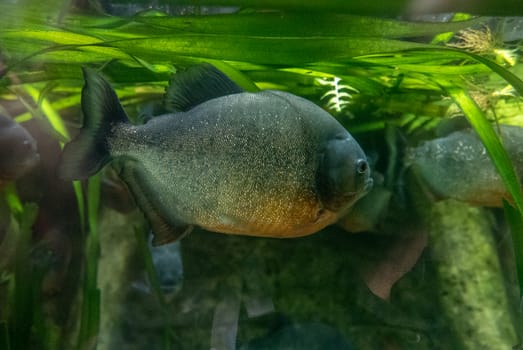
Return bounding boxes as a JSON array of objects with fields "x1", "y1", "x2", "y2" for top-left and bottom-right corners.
[{"x1": 164, "y1": 63, "x2": 244, "y2": 112}]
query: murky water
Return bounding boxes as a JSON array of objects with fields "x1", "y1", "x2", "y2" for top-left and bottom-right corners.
[{"x1": 1, "y1": 1, "x2": 522, "y2": 349}]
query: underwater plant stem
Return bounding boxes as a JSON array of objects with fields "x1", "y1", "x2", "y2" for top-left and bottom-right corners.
[
  {"x1": 8, "y1": 204, "x2": 38, "y2": 350},
  {"x1": 134, "y1": 229, "x2": 165, "y2": 309},
  {"x1": 77, "y1": 174, "x2": 101, "y2": 349},
  {"x1": 134, "y1": 228, "x2": 172, "y2": 349},
  {"x1": 87, "y1": 174, "x2": 100, "y2": 236},
  {"x1": 73, "y1": 181, "x2": 86, "y2": 234}
]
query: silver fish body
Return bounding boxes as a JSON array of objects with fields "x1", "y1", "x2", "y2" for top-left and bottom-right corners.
[
  {"x1": 60, "y1": 65, "x2": 372, "y2": 244},
  {"x1": 407, "y1": 125, "x2": 523, "y2": 207}
]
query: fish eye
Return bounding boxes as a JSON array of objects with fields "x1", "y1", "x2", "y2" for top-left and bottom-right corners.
[{"x1": 356, "y1": 159, "x2": 368, "y2": 174}]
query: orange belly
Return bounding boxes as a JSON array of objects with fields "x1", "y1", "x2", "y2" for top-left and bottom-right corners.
[{"x1": 199, "y1": 194, "x2": 338, "y2": 238}]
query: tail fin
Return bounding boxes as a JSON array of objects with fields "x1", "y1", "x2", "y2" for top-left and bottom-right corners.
[{"x1": 59, "y1": 67, "x2": 129, "y2": 180}]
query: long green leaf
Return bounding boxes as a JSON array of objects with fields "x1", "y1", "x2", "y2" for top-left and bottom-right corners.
[
  {"x1": 2, "y1": 32, "x2": 433, "y2": 66},
  {"x1": 138, "y1": 0, "x2": 523, "y2": 16},
  {"x1": 122, "y1": 13, "x2": 485, "y2": 39},
  {"x1": 9, "y1": 203, "x2": 38, "y2": 350},
  {"x1": 107, "y1": 35, "x2": 430, "y2": 65},
  {"x1": 396, "y1": 48, "x2": 523, "y2": 96},
  {"x1": 77, "y1": 174, "x2": 101, "y2": 349},
  {"x1": 134, "y1": 228, "x2": 173, "y2": 349}
]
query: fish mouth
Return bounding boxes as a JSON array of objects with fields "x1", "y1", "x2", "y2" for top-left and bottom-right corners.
[
  {"x1": 319, "y1": 174, "x2": 374, "y2": 212},
  {"x1": 350, "y1": 177, "x2": 374, "y2": 200},
  {"x1": 342, "y1": 177, "x2": 374, "y2": 204},
  {"x1": 363, "y1": 177, "x2": 374, "y2": 194}
]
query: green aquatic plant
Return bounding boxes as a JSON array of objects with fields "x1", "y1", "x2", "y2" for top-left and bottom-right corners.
[
  {"x1": 134, "y1": 227, "x2": 175, "y2": 348},
  {"x1": 1, "y1": 0, "x2": 523, "y2": 348},
  {"x1": 3, "y1": 200, "x2": 39, "y2": 350},
  {"x1": 77, "y1": 174, "x2": 101, "y2": 350}
]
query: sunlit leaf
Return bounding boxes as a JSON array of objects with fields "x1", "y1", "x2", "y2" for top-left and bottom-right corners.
[
  {"x1": 23, "y1": 85, "x2": 70, "y2": 141},
  {"x1": 124, "y1": 12, "x2": 484, "y2": 39}
]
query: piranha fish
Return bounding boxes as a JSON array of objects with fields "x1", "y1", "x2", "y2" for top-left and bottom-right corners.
[
  {"x1": 59, "y1": 64, "x2": 372, "y2": 245},
  {"x1": 407, "y1": 124, "x2": 523, "y2": 207},
  {"x1": 0, "y1": 114, "x2": 39, "y2": 186}
]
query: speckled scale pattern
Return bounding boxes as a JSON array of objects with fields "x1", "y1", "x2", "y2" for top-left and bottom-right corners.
[
  {"x1": 109, "y1": 91, "x2": 347, "y2": 237},
  {"x1": 408, "y1": 125, "x2": 523, "y2": 207}
]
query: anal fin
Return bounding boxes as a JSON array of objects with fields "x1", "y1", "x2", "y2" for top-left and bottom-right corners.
[{"x1": 112, "y1": 160, "x2": 192, "y2": 245}]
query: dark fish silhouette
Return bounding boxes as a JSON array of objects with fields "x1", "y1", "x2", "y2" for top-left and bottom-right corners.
[
  {"x1": 0, "y1": 114, "x2": 39, "y2": 185},
  {"x1": 60, "y1": 64, "x2": 372, "y2": 244}
]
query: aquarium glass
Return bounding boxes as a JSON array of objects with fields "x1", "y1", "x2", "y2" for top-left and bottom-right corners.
[{"x1": 1, "y1": 1, "x2": 523, "y2": 349}]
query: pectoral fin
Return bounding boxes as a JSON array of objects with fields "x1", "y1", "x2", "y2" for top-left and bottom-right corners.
[{"x1": 112, "y1": 160, "x2": 192, "y2": 245}]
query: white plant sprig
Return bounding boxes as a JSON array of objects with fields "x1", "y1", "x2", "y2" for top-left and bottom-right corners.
[{"x1": 317, "y1": 76, "x2": 359, "y2": 113}]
